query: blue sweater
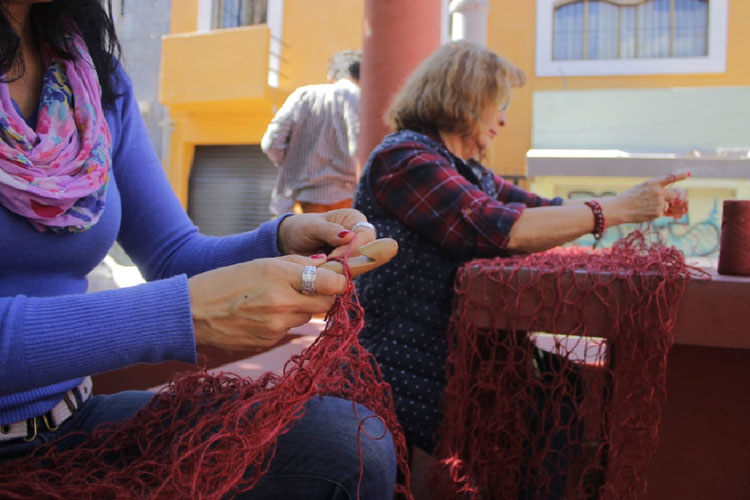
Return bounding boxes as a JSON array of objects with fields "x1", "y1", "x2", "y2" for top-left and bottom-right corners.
[{"x1": 0, "y1": 67, "x2": 284, "y2": 425}]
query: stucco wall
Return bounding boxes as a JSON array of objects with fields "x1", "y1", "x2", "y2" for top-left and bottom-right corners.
[{"x1": 115, "y1": 0, "x2": 172, "y2": 161}]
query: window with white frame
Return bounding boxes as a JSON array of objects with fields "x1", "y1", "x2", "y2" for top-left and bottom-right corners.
[
  {"x1": 212, "y1": 0, "x2": 267, "y2": 29},
  {"x1": 536, "y1": 0, "x2": 728, "y2": 76}
]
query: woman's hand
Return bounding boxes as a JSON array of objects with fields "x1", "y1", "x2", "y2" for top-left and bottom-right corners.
[
  {"x1": 604, "y1": 172, "x2": 690, "y2": 225},
  {"x1": 507, "y1": 172, "x2": 690, "y2": 254},
  {"x1": 188, "y1": 255, "x2": 347, "y2": 350},
  {"x1": 664, "y1": 187, "x2": 689, "y2": 218},
  {"x1": 277, "y1": 209, "x2": 377, "y2": 259}
]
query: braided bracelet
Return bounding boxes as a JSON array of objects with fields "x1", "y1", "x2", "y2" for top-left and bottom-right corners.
[{"x1": 584, "y1": 200, "x2": 606, "y2": 240}]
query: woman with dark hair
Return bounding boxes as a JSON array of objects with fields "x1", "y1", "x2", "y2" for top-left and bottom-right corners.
[
  {"x1": 354, "y1": 40, "x2": 688, "y2": 496},
  {"x1": 0, "y1": 1, "x2": 395, "y2": 497}
]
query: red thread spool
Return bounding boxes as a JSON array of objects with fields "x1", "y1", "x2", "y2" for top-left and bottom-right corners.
[{"x1": 718, "y1": 200, "x2": 750, "y2": 275}]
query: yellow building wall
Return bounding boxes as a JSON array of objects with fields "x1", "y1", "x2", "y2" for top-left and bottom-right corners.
[
  {"x1": 484, "y1": 0, "x2": 750, "y2": 260},
  {"x1": 161, "y1": 26, "x2": 271, "y2": 110},
  {"x1": 485, "y1": 0, "x2": 750, "y2": 177},
  {"x1": 163, "y1": 0, "x2": 750, "y2": 222},
  {"x1": 162, "y1": 0, "x2": 365, "y2": 206},
  {"x1": 277, "y1": 0, "x2": 364, "y2": 93},
  {"x1": 170, "y1": 0, "x2": 200, "y2": 34}
]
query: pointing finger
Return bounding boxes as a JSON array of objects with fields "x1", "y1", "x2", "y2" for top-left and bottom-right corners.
[{"x1": 652, "y1": 172, "x2": 690, "y2": 188}]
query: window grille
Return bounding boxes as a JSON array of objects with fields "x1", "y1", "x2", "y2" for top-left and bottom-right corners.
[
  {"x1": 212, "y1": 0, "x2": 268, "y2": 29},
  {"x1": 552, "y1": 0, "x2": 708, "y2": 61}
]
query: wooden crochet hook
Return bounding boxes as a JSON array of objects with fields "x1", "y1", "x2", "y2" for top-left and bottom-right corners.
[{"x1": 321, "y1": 238, "x2": 398, "y2": 278}]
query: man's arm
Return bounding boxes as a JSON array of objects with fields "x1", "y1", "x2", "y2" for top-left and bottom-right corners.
[
  {"x1": 261, "y1": 89, "x2": 302, "y2": 166},
  {"x1": 343, "y1": 94, "x2": 360, "y2": 159},
  {"x1": 342, "y1": 89, "x2": 361, "y2": 179}
]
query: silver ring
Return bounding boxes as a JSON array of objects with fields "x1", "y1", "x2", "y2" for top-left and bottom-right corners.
[
  {"x1": 300, "y1": 266, "x2": 317, "y2": 296},
  {"x1": 351, "y1": 221, "x2": 377, "y2": 236}
]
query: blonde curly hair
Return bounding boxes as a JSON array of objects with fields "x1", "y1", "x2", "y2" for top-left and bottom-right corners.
[{"x1": 386, "y1": 41, "x2": 525, "y2": 136}]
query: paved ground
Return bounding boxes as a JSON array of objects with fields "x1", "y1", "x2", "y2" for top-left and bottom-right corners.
[{"x1": 205, "y1": 318, "x2": 325, "y2": 379}]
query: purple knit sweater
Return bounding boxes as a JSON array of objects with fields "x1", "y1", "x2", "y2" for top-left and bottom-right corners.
[{"x1": 0, "y1": 66, "x2": 284, "y2": 425}]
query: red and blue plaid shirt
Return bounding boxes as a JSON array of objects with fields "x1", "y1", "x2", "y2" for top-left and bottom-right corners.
[{"x1": 369, "y1": 130, "x2": 562, "y2": 257}]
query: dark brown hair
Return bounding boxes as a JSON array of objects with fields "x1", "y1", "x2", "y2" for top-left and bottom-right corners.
[{"x1": 0, "y1": 0, "x2": 121, "y2": 107}]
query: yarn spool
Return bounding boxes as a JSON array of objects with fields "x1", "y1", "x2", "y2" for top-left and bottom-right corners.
[{"x1": 718, "y1": 200, "x2": 750, "y2": 276}]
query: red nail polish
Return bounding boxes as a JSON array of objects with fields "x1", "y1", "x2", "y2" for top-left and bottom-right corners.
[
  {"x1": 311, "y1": 253, "x2": 325, "y2": 259},
  {"x1": 338, "y1": 230, "x2": 351, "y2": 238}
]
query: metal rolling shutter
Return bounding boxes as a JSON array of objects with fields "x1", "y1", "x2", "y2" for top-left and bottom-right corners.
[{"x1": 187, "y1": 145, "x2": 277, "y2": 236}]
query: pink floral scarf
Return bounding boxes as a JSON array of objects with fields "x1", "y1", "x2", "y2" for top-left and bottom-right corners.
[{"x1": 0, "y1": 34, "x2": 111, "y2": 232}]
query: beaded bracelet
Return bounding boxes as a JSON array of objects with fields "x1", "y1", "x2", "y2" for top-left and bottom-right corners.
[{"x1": 584, "y1": 200, "x2": 606, "y2": 240}]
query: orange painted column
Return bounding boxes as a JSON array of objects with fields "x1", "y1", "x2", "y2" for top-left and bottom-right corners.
[{"x1": 358, "y1": 0, "x2": 443, "y2": 166}]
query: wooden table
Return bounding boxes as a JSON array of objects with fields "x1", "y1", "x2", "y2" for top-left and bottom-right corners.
[{"x1": 455, "y1": 265, "x2": 750, "y2": 500}]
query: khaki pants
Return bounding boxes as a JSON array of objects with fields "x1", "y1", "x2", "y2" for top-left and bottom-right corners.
[{"x1": 295, "y1": 199, "x2": 353, "y2": 214}]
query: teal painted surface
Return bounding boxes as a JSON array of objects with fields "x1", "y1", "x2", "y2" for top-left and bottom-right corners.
[
  {"x1": 532, "y1": 87, "x2": 750, "y2": 153},
  {"x1": 570, "y1": 197, "x2": 721, "y2": 257}
]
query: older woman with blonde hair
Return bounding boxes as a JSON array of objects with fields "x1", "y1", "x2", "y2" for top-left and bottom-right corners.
[{"x1": 353, "y1": 41, "x2": 688, "y2": 492}]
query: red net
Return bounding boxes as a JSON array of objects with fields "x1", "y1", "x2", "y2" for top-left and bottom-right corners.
[
  {"x1": 433, "y1": 233, "x2": 704, "y2": 500},
  {"x1": 0, "y1": 264, "x2": 411, "y2": 500}
]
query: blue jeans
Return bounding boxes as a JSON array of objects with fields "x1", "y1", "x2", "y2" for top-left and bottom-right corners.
[{"x1": 0, "y1": 391, "x2": 397, "y2": 500}]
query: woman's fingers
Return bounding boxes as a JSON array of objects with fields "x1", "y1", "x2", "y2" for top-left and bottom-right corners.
[
  {"x1": 651, "y1": 171, "x2": 691, "y2": 188},
  {"x1": 276, "y1": 209, "x2": 376, "y2": 256},
  {"x1": 665, "y1": 199, "x2": 689, "y2": 218},
  {"x1": 315, "y1": 209, "x2": 376, "y2": 257},
  {"x1": 663, "y1": 187, "x2": 688, "y2": 218},
  {"x1": 616, "y1": 172, "x2": 690, "y2": 222},
  {"x1": 313, "y1": 209, "x2": 376, "y2": 259},
  {"x1": 328, "y1": 227, "x2": 376, "y2": 259},
  {"x1": 306, "y1": 267, "x2": 348, "y2": 296},
  {"x1": 247, "y1": 311, "x2": 314, "y2": 349},
  {"x1": 280, "y1": 255, "x2": 348, "y2": 296},
  {"x1": 664, "y1": 187, "x2": 686, "y2": 202},
  {"x1": 189, "y1": 254, "x2": 351, "y2": 350}
]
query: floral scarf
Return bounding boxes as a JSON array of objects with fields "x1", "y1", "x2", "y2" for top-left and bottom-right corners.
[{"x1": 0, "y1": 33, "x2": 111, "y2": 232}]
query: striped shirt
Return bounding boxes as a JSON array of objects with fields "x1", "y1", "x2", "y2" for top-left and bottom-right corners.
[{"x1": 261, "y1": 78, "x2": 360, "y2": 215}]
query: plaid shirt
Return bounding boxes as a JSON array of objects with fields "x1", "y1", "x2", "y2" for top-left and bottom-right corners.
[{"x1": 369, "y1": 130, "x2": 562, "y2": 257}]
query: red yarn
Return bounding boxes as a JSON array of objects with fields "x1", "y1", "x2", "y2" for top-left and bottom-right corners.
[
  {"x1": 0, "y1": 260, "x2": 412, "y2": 499},
  {"x1": 433, "y1": 232, "x2": 705, "y2": 500},
  {"x1": 718, "y1": 199, "x2": 750, "y2": 276}
]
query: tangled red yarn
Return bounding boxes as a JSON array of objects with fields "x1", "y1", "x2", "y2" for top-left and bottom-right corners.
[
  {"x1": 0, "y1": 264, "x2": 411, "y2": 499},
  {"x1": 434, "y1": 232, "x2": 704, "y2": 500}
]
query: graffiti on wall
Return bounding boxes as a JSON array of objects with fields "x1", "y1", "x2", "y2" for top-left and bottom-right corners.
[{"x1": 568, "y1": 193, "x2": 721, "y2": 257}]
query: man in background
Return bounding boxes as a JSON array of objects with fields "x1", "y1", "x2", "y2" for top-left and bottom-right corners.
[{"x1": 262, "y1": 50, "x2": 362, "y2": 215}]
